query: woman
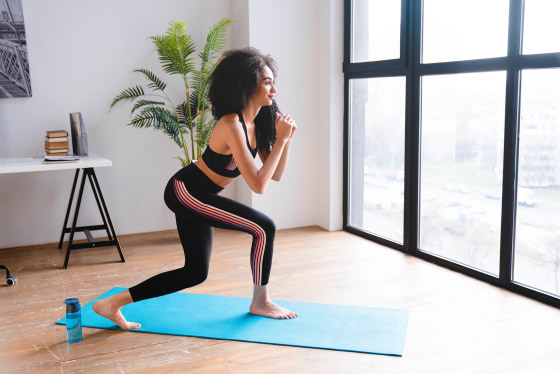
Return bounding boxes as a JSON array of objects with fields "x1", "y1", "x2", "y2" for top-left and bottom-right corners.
[{"x1": 93, "y1": 47, "x2": 298, "y2": 330}]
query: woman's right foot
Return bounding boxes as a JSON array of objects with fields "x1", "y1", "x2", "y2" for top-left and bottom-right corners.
[
  {"x1": 92, "y1": 299, "x2": 141, "y2": 330},
  {"x1": 250, "y1": 299, "x2": 298, "y2": 319}
]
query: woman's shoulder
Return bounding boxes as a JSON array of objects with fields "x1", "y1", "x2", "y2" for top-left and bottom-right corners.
[{"x1": 215, "y1": 113, "x2": 242, "y2": 133}]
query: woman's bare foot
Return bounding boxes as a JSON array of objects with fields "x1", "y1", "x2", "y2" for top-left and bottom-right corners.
[
  {"x1": 251, "y1": 284, "x2": 297, "y2": 319},
  {"x1": 250, "y1": 299, "x2": 298, "y2": 319},
  {"x1": 92, "y1": 290, "x2": 141, "y2": 330}
]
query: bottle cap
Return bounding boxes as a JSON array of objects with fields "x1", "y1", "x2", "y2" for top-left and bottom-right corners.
[{"x1": 64, "y1": 298, "x2": 81, "y2": 313}]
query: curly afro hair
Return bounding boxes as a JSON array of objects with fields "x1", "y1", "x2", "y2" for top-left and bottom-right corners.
[
  {"x1": 208, "y1": 47, "x2": 279, "y2": 154},
  {"x1": 254, "y1": 100, "x2": 280, "y2": 155},
  {"x1": 208, "y1": 47, "x2": 277, "y2": 120}
]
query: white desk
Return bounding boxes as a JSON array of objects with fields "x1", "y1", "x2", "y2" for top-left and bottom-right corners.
[
  {"x1": 0, "y1": 153, "x2": 124, "y2": 269},
  {"x1": 0, "y1": 153, "x2": 111, "y2": 174}
]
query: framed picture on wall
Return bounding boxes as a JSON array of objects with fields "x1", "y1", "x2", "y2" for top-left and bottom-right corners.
[{"x1": 0, "y1": 0, "x2": 31, "y2": 98}]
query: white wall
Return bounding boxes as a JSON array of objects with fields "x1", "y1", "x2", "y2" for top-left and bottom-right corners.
[
  {"x1": 246, "y1": 0, "x2": 320, "y2": 229},
  {"x1": 316, "y1": 0, "x2": 344, "y2": 231},
  {"x1": 0, "y1": 0, "x2": 343, "y2": 249},
  {"x1": 236, "y1": 0, "x2": 344, "y2": 231}
]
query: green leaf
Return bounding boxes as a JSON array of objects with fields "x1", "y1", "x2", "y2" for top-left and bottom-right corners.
[
  {"x1": 150, "y1": 21, "x2": 196, "y2": 76},
  {"x1": 196, "y1": 19, "x2": 231, "y2": 112},
  {"x1": 160, "y1": 121, "x2": 184, "y2": 148},
  {"x1": 133, "y1": 69, "x2": 167, "y2": 91},
  {"x1": 176, "y1": 156, "x2": 189, "y2": 167},
  {"x1": 199, "y1": 19, "x2": 233, "y2": 70},
  {"x1": 129, "y1": 107, "x2": 182, "y2": 146},
  {"x1": 188, "y1": 88, "x2": 201, "y2": 115},
  {"x1": 195, "y1": 112, "x2": 215, "y2": 149},
  {"x1": 110, "y1": 86, "x2": 145, "y2": 110},
  {"x1": 189, "y1": 71, "x2": 212, "y2": 110},
  {"x1": 176, "y1": 101, "x2": 192, "y2": 128},
  {"x1": 130, "y1": 100, "x2": 166, "y2": 115}
]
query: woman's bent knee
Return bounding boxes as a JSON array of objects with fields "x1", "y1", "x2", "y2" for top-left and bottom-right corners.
[
  {"x1": 260, "y1": 215, "x2": 276, "y2": 236},
  {"x1": 177, "y1": 267, "x2": 208, "y2": 288}
]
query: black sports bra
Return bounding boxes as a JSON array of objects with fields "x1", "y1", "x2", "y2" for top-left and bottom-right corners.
[{"x1": 201, "y1": 113, "x2": 257, "y2": 178}]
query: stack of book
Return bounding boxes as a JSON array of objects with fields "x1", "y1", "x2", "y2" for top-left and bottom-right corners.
[{"x1": 45, "y1": 130, "x2": 69, "y2": 156}]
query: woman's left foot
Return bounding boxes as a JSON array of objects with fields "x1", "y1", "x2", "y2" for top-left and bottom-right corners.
[{"x1": 250, "y1": 300, "x2": 298, "y2": 319}]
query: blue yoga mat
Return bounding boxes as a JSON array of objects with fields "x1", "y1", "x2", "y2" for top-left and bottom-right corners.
[{"x1": 56, "y1": 287, "x2": 408, "y2": 356}]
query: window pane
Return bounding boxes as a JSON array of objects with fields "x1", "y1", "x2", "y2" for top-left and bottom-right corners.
[
  {"x1": 514, "y1": 69, "x2": 560, "y2": 296},
  {"x1": 351, "y1": 0, "x2": 401, "y2": 62},
  {"x1": 422, "y1": 0, "x2": 509, "y2": 63},
  {"x1": 419, "y1": 72, "x2": 506, "y2": 274},
  {"x1": 348, "y1": 77, "x2": 406, "y2": 243},
  {"x1": 522, "y1": 0, "x2": 560, "y2": 55}
]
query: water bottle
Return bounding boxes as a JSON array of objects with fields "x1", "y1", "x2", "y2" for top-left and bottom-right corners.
[{"x1": 64, "y1": 298, "x2": 82, "y2": 343}]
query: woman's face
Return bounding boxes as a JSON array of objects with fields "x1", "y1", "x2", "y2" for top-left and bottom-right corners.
[{"x1": 251, "y1": 66, "x2": 276, "y2": 107}]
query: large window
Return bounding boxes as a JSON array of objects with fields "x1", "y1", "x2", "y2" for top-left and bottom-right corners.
[
  {"x1": 514, "y1": 68, "x2": 560, "y2": 295},
  {"x1": 344, "y1": 0, "x2": 560, "y2": 308},
  {"x1": 422, "y1": 0, "x2": 509, "y2": 63},
  {"x1": 420, "y1": 71, "x2": 506, "y2": 275},
  {"x1": 522, "y1": 0, "x2": 560, "y2": 55},
  {"x1": 348, "y1": 77, "x2": 406, "y2": 243},
  {"x1": 351, "y1": 0, "x2": 401, "y2": 62}
]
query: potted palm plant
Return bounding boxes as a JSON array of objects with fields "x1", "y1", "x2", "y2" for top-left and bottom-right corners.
[{"x1": 110, "y1": 19, "x2": 233, "y2": 166}]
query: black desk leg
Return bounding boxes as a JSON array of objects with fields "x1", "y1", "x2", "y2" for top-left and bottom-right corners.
[
  {"x1": 88, "y1": 168, "x2": 125, "y2": 262},
  {"x1": 58, "y1": 169, "x2": 80, "y2": 249},
  {"x1": 60, "y1": 167, "x2": 125, "y2": 268},
  {"x1": 63, "y1": 170, "x2": 88, "y2": 268},
  {"x1": 87, "y1": 170, "x2": 113, "y2": 241}
]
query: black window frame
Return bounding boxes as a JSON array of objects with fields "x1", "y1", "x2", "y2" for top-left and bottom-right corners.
[{"x1": 343, "y1": 0, "x2": 560, "y2": 309}]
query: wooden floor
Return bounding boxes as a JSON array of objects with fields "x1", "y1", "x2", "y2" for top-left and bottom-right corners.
[{"x1": 1, "y1": 226, "x2": 559, "y2": 373}]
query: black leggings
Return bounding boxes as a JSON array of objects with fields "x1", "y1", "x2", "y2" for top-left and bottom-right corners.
[{"x1": 129, "y1": 163, "x2": 276, "y2": 302}]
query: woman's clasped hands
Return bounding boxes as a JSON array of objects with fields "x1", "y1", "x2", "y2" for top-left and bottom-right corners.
[{"x1": 275, "y1": 113, "x2": 297, "y2": 142}]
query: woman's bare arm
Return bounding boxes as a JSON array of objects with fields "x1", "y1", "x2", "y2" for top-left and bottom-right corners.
[
  {"x1": 219, "y1": 114, "x2": 294, "y2": 194},
  {"x1": 260, "y1": 116, "x2": 297, "y2": 181}
]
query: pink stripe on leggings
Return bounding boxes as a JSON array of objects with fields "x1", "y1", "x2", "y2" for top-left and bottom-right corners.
[{"x1": 173, "y1": 178, "x2": 266, "y2": 285}]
